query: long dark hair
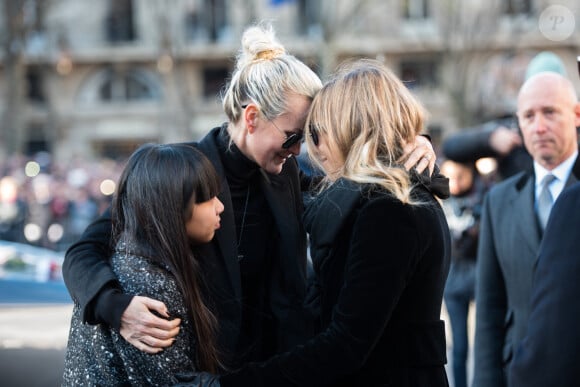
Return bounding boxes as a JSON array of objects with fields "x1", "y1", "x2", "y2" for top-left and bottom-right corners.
[{"x1": 112, "y1": 143, "x2": 221, "y2": 372}]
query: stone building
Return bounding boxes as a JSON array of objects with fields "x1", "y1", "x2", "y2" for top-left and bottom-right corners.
[{"x1": 1, "y1": 0, "x2": 578, "y2": 163}]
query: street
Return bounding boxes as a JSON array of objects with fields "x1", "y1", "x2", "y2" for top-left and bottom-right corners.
[
  {"x1": 0, "y1": 279, "x2": 472, "y2": 387},
  {"x1": 0, "y1": 279, "x2": 72, "y2": 387}
]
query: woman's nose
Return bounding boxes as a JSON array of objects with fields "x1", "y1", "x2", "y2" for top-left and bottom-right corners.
[
  {"x1": 288, "y1": 141, "x2": 302, "y2": 156},
  {"x1": 215, "y1": 197, "x2": 225, "y2": 214}
]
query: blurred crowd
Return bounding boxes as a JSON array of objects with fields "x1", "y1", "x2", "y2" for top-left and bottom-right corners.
[{"x1": 0, "y1": 152, "x2": 125, "y2": 252}]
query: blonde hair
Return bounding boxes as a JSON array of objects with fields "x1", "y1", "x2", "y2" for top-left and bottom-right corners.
[
  {"x1": 222, "y1": 22, "x2": 322, "y2": 125},
  {"x1": 305, "y1": 59, "x2": 427, "y2": 204}
]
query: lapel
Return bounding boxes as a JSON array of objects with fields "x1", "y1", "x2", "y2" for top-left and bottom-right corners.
[
  {"x1": 526, "y1": 154, "x2": 580, "y2": 266},
  {"x1": 304, "y1": 178, "x2": 363, "y2": 269},
  {"x1": 258, "y1": 163, "x2": 300, "y2": 262},
  {"x1": 512, "y1": 172, "x2": 542, "y2": 256},
  {"x1": 564, "y1": 155, "x2": 580, "y2": 187},
  {"x1": 195, "y1": 128, "x2": 241, "y2": 301},
  {"x1": 511, "y1": 154, "x2": 580, "y2": 260},
  {"x1": 534, "y1": 157, "x2": 580, "y2": 267}
]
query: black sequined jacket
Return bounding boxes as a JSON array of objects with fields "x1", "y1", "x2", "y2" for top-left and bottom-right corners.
[{"x1": 63, "y1": 242, "x2": 198, "y2": 386}]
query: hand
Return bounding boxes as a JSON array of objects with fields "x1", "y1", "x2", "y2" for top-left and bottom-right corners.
[
  {"x1": 401, "y1": 135, "x2": 436, "y2": 175},
  {"x1": 489, "y1": 126, "x2": 522, "y2": 156},
  {"x1": 120, "y1": 296, "x2": 181, "y2": 354}
]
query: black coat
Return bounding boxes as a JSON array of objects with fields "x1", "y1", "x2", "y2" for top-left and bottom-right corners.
[
  {"x1": 221, "y1": 177, "x2": 451, "y2": 387},
  {"x1": 508, "y1": 182, "x2": 580, "y2": 387},
  {"x1": 62, "y1": 126, "x2": 311, "y2": 366}
]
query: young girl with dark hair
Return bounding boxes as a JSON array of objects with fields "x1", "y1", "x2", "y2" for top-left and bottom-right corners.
[{"x1": 63, "y1": 143, "x2": 224, "y2": 385}]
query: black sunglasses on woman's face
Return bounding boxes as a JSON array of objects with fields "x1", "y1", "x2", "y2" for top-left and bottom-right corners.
[
  {"x1": 241, "y1": 104, "x2": 303, "y2": 149},
  {"x1": 309, "y1": 124, "x2": 319, "y2": 146},
  {"x1": 270, "y1": 120, "x2": 304, "y2": 149}
]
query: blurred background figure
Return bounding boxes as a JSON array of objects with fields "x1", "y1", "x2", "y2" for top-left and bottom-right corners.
[
  {"x1": 442, "y1": 51, "x2": 570, "y2": 182},
  {"x1": 440, "y1": 159, "x2": 487, "y2": 387},
  {"x1": 0, "y1": 176, "x2": 27, "y2": 243},
  {"x1": 0, "y1": 152, "x2": 121, "y2": 252},
  {"x1": 64, "y1": 186, "x2": 99, "y2": 245}
]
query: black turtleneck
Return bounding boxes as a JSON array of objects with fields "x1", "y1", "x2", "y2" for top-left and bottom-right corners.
[{"x1": 216, "y1": 126, "x2": 277, "y2": 361}]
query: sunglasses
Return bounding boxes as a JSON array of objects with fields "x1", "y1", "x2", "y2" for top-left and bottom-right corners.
[
  {"x1": 241, "y1": 103, "x2": 304, "y2": 149},
  {"x1": 309, "y1": 124, "x2": 319, "y2": 146},
  {"x1": 270, "y1": 120, "x2": 304, "y2": 149}
]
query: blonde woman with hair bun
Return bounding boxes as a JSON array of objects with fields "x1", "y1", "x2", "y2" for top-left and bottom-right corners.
[
  {"x1": 63, "y1": 25, "x2": 439, "y2": 379},
  {"x1": 205, "y1": 58, "x2": 451, "y2": 387}
]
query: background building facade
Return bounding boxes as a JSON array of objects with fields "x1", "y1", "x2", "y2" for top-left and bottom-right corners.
[{"x1": 1, "y1": 0, "x2": 579, "y2": 163}]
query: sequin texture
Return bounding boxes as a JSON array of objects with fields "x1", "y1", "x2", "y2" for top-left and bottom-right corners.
[{"x1": 62, "y1": 241, "x2": 198, "y2": 386}]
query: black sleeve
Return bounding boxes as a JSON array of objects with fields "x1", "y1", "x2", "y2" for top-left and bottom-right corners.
[
  {"x1": 442, "y1": 122, "x2": 498, "y2": 162},
  {"x1": 63, "y1": 207, "x2": 127, "y2": 325},
  {"x1": 93, "y1": 283, "x2": 134, "y2": 330}
]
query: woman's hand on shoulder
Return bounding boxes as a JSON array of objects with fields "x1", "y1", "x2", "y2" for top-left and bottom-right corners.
[{"x1": 401, "y1": 135, "x2": 436, "y2": 176}]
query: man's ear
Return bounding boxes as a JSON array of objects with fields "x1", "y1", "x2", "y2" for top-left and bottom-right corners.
[
  {"x1": 244, "y1": 104, "x2": 260, "y2": 134},
  {"x1": 574, "y1": 103, "x2": 580, "y2": 128}
]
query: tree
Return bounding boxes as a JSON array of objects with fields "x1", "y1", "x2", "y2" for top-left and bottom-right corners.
[
  {"x1": 435, "y1": 0, "x2": 535, "y2": 126},
  {"x1": 0, "y1": 0, "x2": 51, "y2": 158},
  {"x1": 1, "y1": 0, "x2": 27, "y2": 159}
]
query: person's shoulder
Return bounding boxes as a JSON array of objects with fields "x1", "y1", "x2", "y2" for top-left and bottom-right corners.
[
  {"x1": 487, "y1": 170, "x2": 529, "y2": 196},
  {"x1": 553, "y1": 182, "x2": 580, "y2": 211},
  {"x1": 562, "y1": 181, "x2": 580, "y2": 197},
  {"x1": 186, "y1": 125, "x2": 224, "y2": 148},
  {"x1": 357, "y1": 188, "x2": 444, "y2": 240},
  {"x1": 358, "y1": 187, "x2": 412, "y2": 218}
]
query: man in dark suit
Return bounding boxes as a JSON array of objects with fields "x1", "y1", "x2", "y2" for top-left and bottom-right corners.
[
  {"x1": 473, "y1": 71, "x2": 580, "y2": 387},
  {"x1": 508, "y1": 182, "x2": 580, "y2": 386}
]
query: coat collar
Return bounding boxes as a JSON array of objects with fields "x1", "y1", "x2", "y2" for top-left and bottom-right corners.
[
  {"x1": 304, "y1": 179, "x2": 364, "y2": 259},
  {"x1": 515, "y1": 153, "x2": 580, "y2": 191},
  {"x1": 195, "y1": 125, "x2": 304, "y2": 298},
  {"x1": 510, "y1": 154, "x2": 580, "y2": 260},
  {"x1": 196, "y1": 126, "x2": 240, "y2": 299}
]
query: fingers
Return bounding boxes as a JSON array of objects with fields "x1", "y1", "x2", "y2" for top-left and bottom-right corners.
[
  {"x1": 427, "y1": 152, "x2": 436, "y2": 176},
  {"x1": 124, "y1": 336, "x2": 166, "y2": 354},
  {"x1": 402, "y1": 142, "x2": 436, "y2": 175},
  {"x1": 120, "y1": 296, "x2": 181, "y2": 352},
  {"x1": 141, "y1": 296, "x2": 170, "y2": 318},
  {"x1": 415, "y1": 154, "x2": 432, "y2": 175},
  {"x1": 121, "y1": 323, "x2": 180, "y2": 350},
  {"x1": 402, "y1": 143, "x2": 419, "y2": 171}
]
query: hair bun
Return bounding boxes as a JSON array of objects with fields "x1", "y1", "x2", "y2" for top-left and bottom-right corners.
[
  {"x1": 237, "y1": 24, "x2": 286, "y2": 69},
  {"x1": 255, "y1": 48, "x2": 285, "y2": 61}
]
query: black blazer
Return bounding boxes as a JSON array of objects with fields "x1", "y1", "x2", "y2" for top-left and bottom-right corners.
[
  {"x1": 508, "y1": 182, "x2": 580, "y2": 387},
  {"x1": 221, "y1": 178, "x2": 451, "y2": 387},
  {"x1": 62, "y1": 126, "x2": 310, "y2": 365},
  {"x1": 474, "y1": 155, "x2": 580, "y2": 387}
]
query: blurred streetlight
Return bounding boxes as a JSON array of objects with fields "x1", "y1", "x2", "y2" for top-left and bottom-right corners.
[{"x1": 475, "y1": 157, "x2": 498, "y2": 176}]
